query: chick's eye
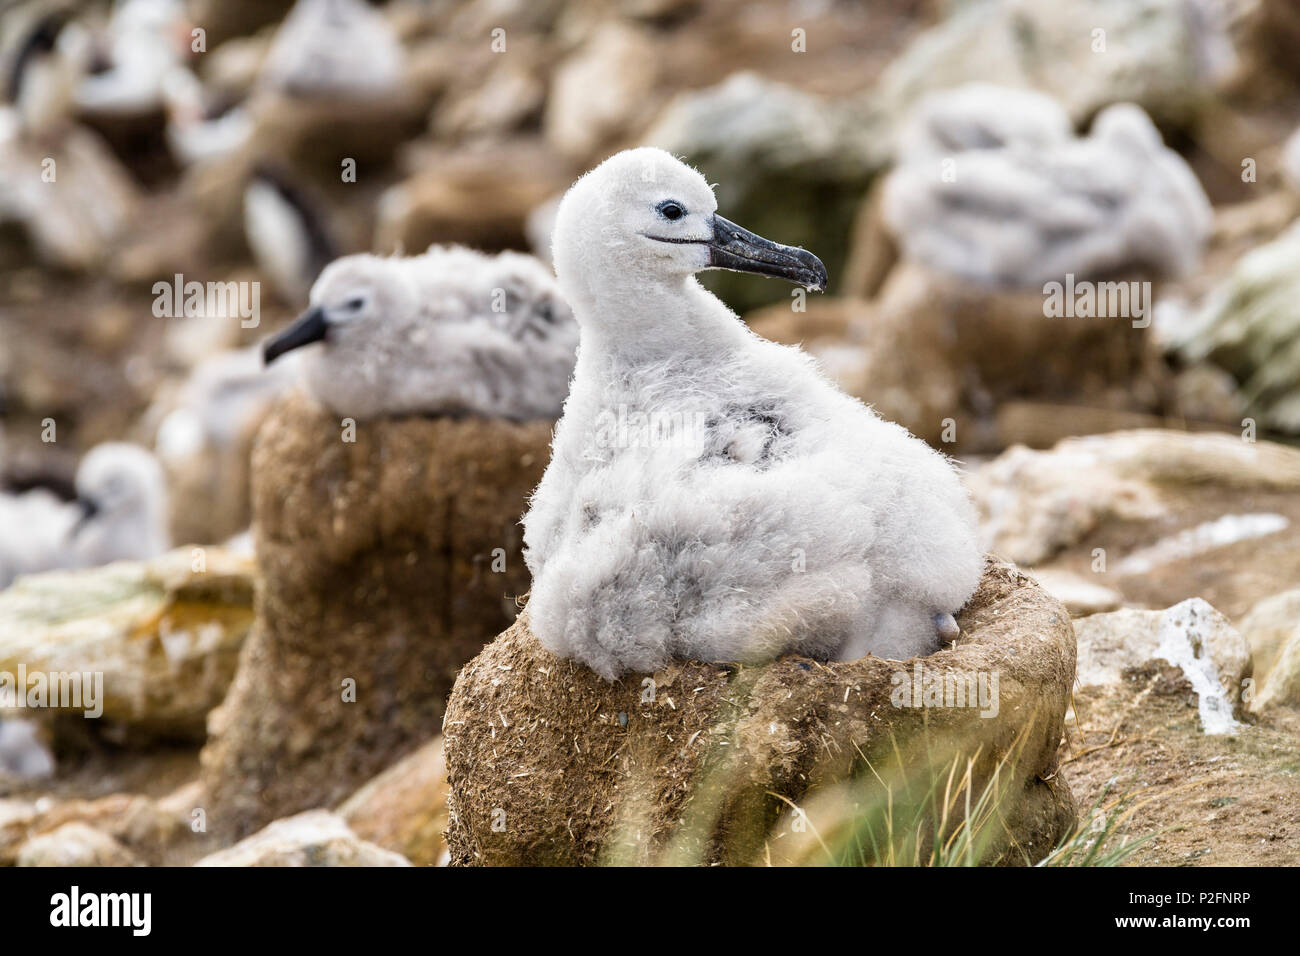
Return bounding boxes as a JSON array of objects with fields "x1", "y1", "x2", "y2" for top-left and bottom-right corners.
[
  {"x1": 345, "y1": 297, "x2": 365, "y2": 311},
  {"x1": 658, "y1": 201, "x2": 685, "y2": 221}
]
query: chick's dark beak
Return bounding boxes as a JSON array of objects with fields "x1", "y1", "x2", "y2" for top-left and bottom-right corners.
[
  {"x1": 706, "y1": 215, "x2": 828, "y2": 292},
  {"x1": 263, "y1": 306, "x2": 328, "y2": 365},
  {"x1": 70, "y1": 497, "x2": 99, "y2": 538}
]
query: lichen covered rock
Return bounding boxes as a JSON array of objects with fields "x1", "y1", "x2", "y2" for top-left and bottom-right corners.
[
  {"x1": 1074, "y1": 598, "x2": 1251, "y2": 732},
  {"x1": 200, "y1": 393, "x2": 551, "y2": 838},
  {"x1": 0, "y1": 548, "x2": 255, "y2": 741},
  {"x1": 445, "y1": 559, "x2": 1076, "y2": 866},
  {"x1": 869, "y1": 0, "x2": 1232, "y2": 130},
  {"x1": 1172, "y1": 220, "x2": 1300, "y2": 434}
]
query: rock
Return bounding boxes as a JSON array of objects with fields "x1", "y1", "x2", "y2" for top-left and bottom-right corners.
[
  {"x1": 525, "y1": 195, "x2": 561, "y2": 267},
  {"x1": 373, "y1": 142, "x2": 571, "y2": 255},
  {"x1": 0, "y1": 792, "x2": 187, "y2": 866},
  {"x1": 187, "y1": 0, "x2": 296, "y2": 48},
  {"x1": 745, "y1": 297, "x2": 871, "y2": 356},
  {"x1": 0, "y1": 798, "x2": 39, "y2": 864},
  {"x1": 194, "y1": 810, "x2": 411, "y2": 867},
  {"x1": 0, "y1": 547, "x2": 255, "y2": 741},
  {"x1": 258, "y1": 0, "x2": 406, "y2": 100},
  {"x1": 1255, "y1": 628, "x2": 1300, "y2": 711},
  {"x1": 1074, "y1": 600, "x2": 1249, "y2": 691},
  {"x1": 618, "y1": 0, "x2": 700, "y2": 20},
  {"x1": 644, "y1": 73, "x2": 880, "y2": 311},
  {"x1": 16, "y1": 822, "x2": 139, "y2": 867},
  {"x1": 1116, "y1": 513, "x2": 1289, "y2": 576},
  {"x1": 544, "y1": 22, "x2": 659, "y2": 161},
  {"x1": 1074, "y1": 598, "x2": 1250, "y2": 733},
  {"x1": 103, "y1": 793, "x2": 190, "y2": 861},
  {"x1": 1286, "y1": 127, "x2": 1300, "y2": 192},
  {"x1": 1236, "y1": 588, "x2": 1300, "y2": 690},
  {"x1": 149, "y1": 347, "x2": 300, "y2": 546},
  {"x1": 1024, "y1": 569, "x2": 1123, "y2": 616},
  {"x1": 970, "y1": 429, "x2": 1300, "y2": 566},
  {"x1": 646, "y1": 73, "x2": 878, "y2": 182},
  {"x1": 748, "y1": 268, "x2": 1176, "y2": 452},
  {"x1": 971, "y1": 430, "x2": 1300, "y2": 625},
  {"x1": 156, "y1": 778, "x2": 205, "y2": 816},
  {"x1": 0, "y1": 126, "x2": 139, "y2": 271},
  {"x1": 245, "y1": 93, "x2": 427, "y2": 186},
  {"x1": 990, "y1": 401, "x2": 1235, "y2": 451},
  {"x1": 1203, "y1": 192, "x2": 1300, "y2": 255},
  {"x1": 337, "y1": 735, "x2": 448, "y2": 867},
  {"x1": 432, "y1": 38, "x2": 547, "y2": 141},
  {"x1": 1248, "y1": 0, "x2": 1300, "y2": 87},
  {"x1": 436, "y1": 0, "x2": 567, "y2": 37},
  {"x1": 840, "y1": 180, "x2": 899, "y2": 301},
  {"x1": 1065, "y1": 644, "x2": 1300, "y2": 864},
  {"x1": 445, "y1": 560, "x2": 1076, "y2": 866},
  {"x1": 1169, "y1": 362, "x2": 1250, "y2": 425},
  {"x1": 199, "y1": 33, "x2": 272, "y2": 95},
  {"x1": 200, "y1": 393, "x2": 552, "y2": 839},
  {"x1": 0, "y1": 265, "x2": 167, "y2": 450},
  {"x1": 1171, "y1": 219, "x2": 1300, "y2": 434},
  {"x1": 867, "y1": 0, "x2": 1234, "y2": 130},
  {"x1": 1237, "y1": 589, "x2": 1300, "y2": 710},
  {"x1": 0, "y1": 798, "x2": 35, "y2": 829}
]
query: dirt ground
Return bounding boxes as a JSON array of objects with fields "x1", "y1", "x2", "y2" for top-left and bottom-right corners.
[
  {"x1": 9, "y1": 685, "x2": 1298, "y2": 866},
  {"x1": 1062, "y1": 671, "x2": 1300, "y2": 866},
  {"x1": 1026, "y1": 466, "x2": 1300, "y2": 866}
]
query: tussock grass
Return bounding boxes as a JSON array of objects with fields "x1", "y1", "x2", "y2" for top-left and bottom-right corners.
[
  {"x1": 1037, "y1": 783, "x2": 1165, "y2": 867},
  {"x1": 601, "y1": 710, "x2": 1146, "y2": 866}
]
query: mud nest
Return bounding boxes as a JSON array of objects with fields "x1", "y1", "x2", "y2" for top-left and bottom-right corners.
[
  {"x1": 445, "y1": 558, "x2": 1077, "y2": 865},
  {"x1": 201, "y1": 393, "x2": 553, "y2": 839}
]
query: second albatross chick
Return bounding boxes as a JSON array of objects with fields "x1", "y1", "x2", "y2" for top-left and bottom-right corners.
[
  {"x1": 0, "y1": 442, "x2": 168, "y2": 589},
  {"x1": 261, "y1": 246, "x2": 578, "y2": 421},
  {"x1": 523, "y1": 147, "x2": 983, "y2": 679}
]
